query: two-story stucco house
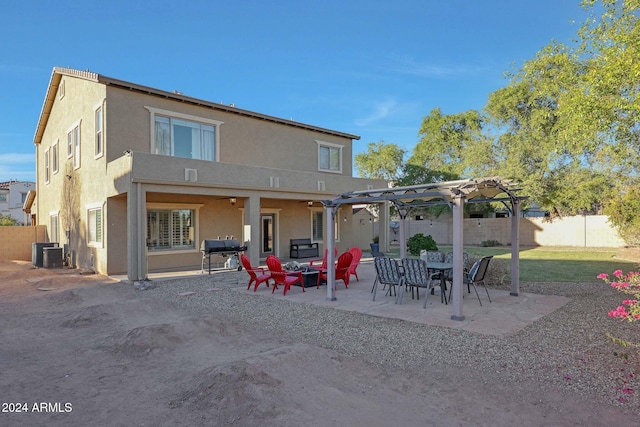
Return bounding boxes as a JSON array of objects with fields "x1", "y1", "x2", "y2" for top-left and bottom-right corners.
[
  {"x1": 32, "y1": 67, "x2": 386, "y2": 281},
  {"x1": 0, "y1": 180, "x2": 35, "y2": 225}
]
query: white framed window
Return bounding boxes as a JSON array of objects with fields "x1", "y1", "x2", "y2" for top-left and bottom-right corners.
[
  {"x1": 146, "y1": 208, "x2": 196, "y2": 251},
  {"x1": 95, "y1": 105, "x2": 103, "y2": 158},
  {"x1": 67, "y1": 129, "x2": 73, "y2": 157},
  {"x1": 58, "y1": 79, "x2": 65, "y2": 100},
  {"x1": 50, "y1": 212, "x2": 59, "y2": 243},
  {"x1": 310, "y1": 208, "x2": 340, "y2": 242},
  {"x1": 52, "y1": 140, "x2": 59, "y2": 175},
  {"x1": 317, "y1": 140, "x2": 343, "y2": 173},
  {"x1": 44, "y1": 148, "x2": 50, "y2": 184},
  {"x1": 67, "y1": 121, "x2": 81, "y2": 168},
  {"x1": 145, "y1": 203, "x2": 202, "y2": 254},
  {"x1": 146, "y1": 107, "x2": 222, "y2": 161},
  {"x1": 87, "y1": 203, "x2": 103, "y2": 247},
  {"x1": 0, "y1": 193, "x2": 6, "y2": 202}
]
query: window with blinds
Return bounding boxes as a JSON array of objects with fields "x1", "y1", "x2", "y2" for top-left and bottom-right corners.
[
  {"x1": 147, "y1": 209, "x2": 194, "y2": 251},
  {"x1": 88, "y1": 207, "x2": 102, "y2": 244}
]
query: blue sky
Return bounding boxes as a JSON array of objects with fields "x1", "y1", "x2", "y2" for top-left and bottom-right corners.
[{"x1": 0, "y1": 0, "x2": 591, "y2": 182}]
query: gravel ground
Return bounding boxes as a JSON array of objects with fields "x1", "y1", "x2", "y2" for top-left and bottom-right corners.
[{"x1": 141, "y1": 271, "x2": 640, "y2": 415}]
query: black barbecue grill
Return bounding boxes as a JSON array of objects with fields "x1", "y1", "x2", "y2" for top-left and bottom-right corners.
[{"x1": 200, "y1": 239, "x2": 247, "y2": 274}]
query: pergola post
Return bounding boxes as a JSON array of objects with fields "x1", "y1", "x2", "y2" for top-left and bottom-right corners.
[
  {"x1": 510, "y1": 199, "x2": 520, "y2": 296},
  {"x1": 398, "y1": 207, "x2": 408, "y2": 259},
  {"x1": 325, "y1": 205, "x2": 337, "y2": 301},
  {"x1": 451, "y1": 195, "x2": 465, "y2": 321}
]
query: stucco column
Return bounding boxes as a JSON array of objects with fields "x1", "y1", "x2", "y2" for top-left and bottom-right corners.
[
  {"x1": 451, "y1": 195, "x2": 465, "y2": 321},
  {"x1": 243, "y1": 194, "x2": 261, "y2": 267},
  {"x1": 127, "y1": 182, "x2": 147, "y2": 282},
  {"x1": 325, "y1": 205, "x2": 336, "y2": 301},
  {"x1": 510, "y1": 200, "x2": 520, "y2": 296}
]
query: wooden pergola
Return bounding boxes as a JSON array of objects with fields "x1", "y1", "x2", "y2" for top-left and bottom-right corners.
[{"x1": 321, "y1": 176, "x2": 527, "y2": 321}]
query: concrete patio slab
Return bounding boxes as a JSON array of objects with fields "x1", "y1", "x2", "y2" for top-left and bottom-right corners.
[{"x1": 239, "y1": 259, "x2": 570, "y2": 337}]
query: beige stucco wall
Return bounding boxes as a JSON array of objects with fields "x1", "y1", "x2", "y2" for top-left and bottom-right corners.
[
  {"x1": 0, "y1": 226, "x2": 47, "y2": 261},
  {"x1": 406, "y1": 215, "x2": 625, "y2": 248},
  {"x1": 105, "y1": 86, "x2": 353, "y2": 175},
  {"x1": 35, "y1": 76, "x2": 108, "y2": 272}
]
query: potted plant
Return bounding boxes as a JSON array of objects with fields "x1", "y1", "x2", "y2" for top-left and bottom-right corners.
[{"x1": 370, "y1": 235, "x2": 380, "y2": 255}]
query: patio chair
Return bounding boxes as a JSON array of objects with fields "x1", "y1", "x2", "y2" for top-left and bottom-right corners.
[
  {"x1": 318, "y1": 251, "x2": 353, "y2": 289},
  {"x1": 440, "y1": 251, "x2": 470, "y2": 286},
  {"x1": 372, "y1": 257, "x2": 402, "y2": 301},
  {"x1": 241, "y1": 254, "x2": 272, "y2": 292},
  {"x1": 399, "y1": 258, "x2": 443, "y2": 307},
  {"x1": 309, "y1": 247, "x2": 339, "y2": 270},
  {"x1": 346, "y1": 247, "x2": 363, "y2": 282},
  {"x1": 266, "y1": 255, "x2": 304, "y2": 296},
  {"x1": 457, "y1": 256, "x2": 493, "y2": 306}
]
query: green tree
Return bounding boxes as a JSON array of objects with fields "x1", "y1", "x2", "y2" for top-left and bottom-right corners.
[
  {"x1": 410, "y1": 108, "x2": 494, "y2": 178},
  {"x1": 354, "y1": 141, "x2": 405, "y2": 180},
  {"x1": 605, "y1": 184, "x2": 640, "y2": 246},
  {"x1": 0, "y1": 214, "x2": 19, "y2": 226}
]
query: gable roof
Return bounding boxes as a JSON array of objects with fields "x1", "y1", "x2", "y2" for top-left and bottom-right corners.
[{"x1": 34, "y1": 67, "x2": 361, "y2": 144}]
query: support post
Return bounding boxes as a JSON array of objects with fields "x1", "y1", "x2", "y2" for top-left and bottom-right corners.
[
  {"x1": 398, "y1": 207, "x2": 408, "y2": 259},
  {"x1": 510, "y1": 200, "x2": 520, "y2": 296},
  {"x1": 127, "y1": 182, "x2": 147, "y2": 282},
  {"x1": 451, "y1": 195, "x2": 465, "y2": 321},
  {"x1": 325, "y1": 205, "x2": 337, "y2": 301},
  {"x1": 243, "y1": 195, "x2": 261, "y2": 267}
]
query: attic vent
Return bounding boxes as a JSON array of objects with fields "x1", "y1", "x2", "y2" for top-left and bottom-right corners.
[
  {"x1": 184, "y1": 168, "x2": 197, "y2": 182},
  {"x1": 317, "y1": 180, "x2": 326, "y2": 191},
  {"x1": 269, "y1": 176, "x2": 280, "y2": 188}
]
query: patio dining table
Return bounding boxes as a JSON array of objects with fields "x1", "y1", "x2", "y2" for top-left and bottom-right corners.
[{"x1": 427, "y1": 262, "x2": 453, "y2": 305}]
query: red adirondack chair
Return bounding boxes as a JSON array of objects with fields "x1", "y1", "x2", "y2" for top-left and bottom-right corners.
[
  {"x1": 346, "y1": 247, "x2": 363, "y2": 282},
  {"x1": 309, "y1": 247, "x2": 339, "y2": 270},
  {"x1": 241, "y1": 254, "x2": 272, "y2": 292},
  {"x1": 266, "y1": 255, "x2": 304, "y2": 296},
  {"x1": 318, "y1": 251, "x2": 353, "y2": 289}
]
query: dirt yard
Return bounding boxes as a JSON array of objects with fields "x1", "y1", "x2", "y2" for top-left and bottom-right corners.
[{"x1": 0, "y1": 259, "x2": 638, "y2": 426}]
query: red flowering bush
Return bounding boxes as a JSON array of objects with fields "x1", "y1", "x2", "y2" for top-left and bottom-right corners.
[{"x1": 598, "y1": 270, "x2": 640, "y2": 321}]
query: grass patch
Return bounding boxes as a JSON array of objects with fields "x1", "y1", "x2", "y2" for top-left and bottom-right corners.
[{"x1": 381, "y1": 246, "x2": 640, "y2": 283}]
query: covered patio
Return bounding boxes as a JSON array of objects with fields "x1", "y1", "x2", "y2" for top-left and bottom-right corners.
[{"x1": 320, "y1": 177, "x2": 528, "y2": 321}]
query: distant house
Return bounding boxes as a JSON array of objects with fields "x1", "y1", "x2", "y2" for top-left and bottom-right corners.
[
  {"x1": 32, "y1": 67, "x2": 385, "y2": 280},
  {"x1": 0, "y1": 180, "x2": 35, "y2": 225}
]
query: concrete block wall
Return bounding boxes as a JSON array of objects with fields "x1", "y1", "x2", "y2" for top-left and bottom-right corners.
[{"x1": 0, "y1": 226, "x2": 47, "y2": 261}]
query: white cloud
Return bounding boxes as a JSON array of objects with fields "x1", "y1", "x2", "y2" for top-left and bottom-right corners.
[{"x1": 355, "y1": 99, "x2": 398, "y2": 127}]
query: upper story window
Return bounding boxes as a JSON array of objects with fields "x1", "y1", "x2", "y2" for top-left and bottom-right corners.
[
  {"x1": 95, "y1": 106, "x2": 103, "y2": 158},
  {"x1": 67, "y1": 122, "x2": 81, "y2": 169},
  {"x1": 52, "y1": 140, "x2": 59, "y2": 175},
  {"x1": 44, "y1": 148, "x2": 50, "y2": 184},
  {"x1": 317, "y1": 141, "x2": 343, "y2": 173},
  {"x1": 58, "y1": 79, "x2": 65, "y2": 100},
  {"x1": 146, "y1": 107, "x2": 222, "y2": 162}
]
